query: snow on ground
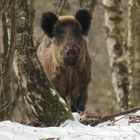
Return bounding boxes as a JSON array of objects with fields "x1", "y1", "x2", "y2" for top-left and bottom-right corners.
[{"x1": 0, "y1": 112, "x2": 140, "y2": 140}]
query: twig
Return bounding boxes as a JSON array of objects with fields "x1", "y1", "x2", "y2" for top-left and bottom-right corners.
[
  {"x1": 55, "y1": 0, "x2": 66, "y2": 16},
  {"x1": 0, "y1": 102, "x2": 10, "y2": 112},
  {"x1": 80, "y1": 106, "x2": 140, "y2": 126}
]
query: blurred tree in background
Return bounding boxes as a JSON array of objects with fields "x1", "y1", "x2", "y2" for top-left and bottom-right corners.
[
  {"x1": 103, "y1": 0, "x2": 129, "y2": 110},
  {"x1": 127, "y1": 0, "x2": 140, "y2": 107},
  {"x1": 0, "y1": 0, "x2": 19, "y2": 121}
]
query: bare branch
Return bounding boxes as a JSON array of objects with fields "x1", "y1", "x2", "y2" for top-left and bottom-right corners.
[{"x1": 80, "y1": 106, "x2": 140, "y2": 126}]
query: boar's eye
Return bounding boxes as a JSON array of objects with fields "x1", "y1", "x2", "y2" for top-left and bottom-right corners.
[
  {"x1": 73, "y1": 28, "x2": 81, "y2": 36},
  {"x1": 53, "y1": 28, "x2": 64, "y2": 38}
]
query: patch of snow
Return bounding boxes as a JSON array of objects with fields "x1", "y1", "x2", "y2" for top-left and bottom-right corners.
[
  {"x1": 65, "y1": 107, "x2": 69, "y2": 112},
  {"x1": 50, "y1": 88, "x2": 57, "y2": 96},
  {"x1": 59, "y1": 97, "x2": 66, "y2": 105},
  {"x1": 1, "y1": 112, "x2": 140, "y2": 140},
  {"x1": 72, "y1": 113, "x2": 80, "y2": 121},
  {"x1": 135, "y1": 110, "x2": 140, "y2": 116}
]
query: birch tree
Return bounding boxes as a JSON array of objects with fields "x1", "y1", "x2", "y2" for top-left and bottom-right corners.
[
  {"x1": 128, "y1": 0, "x2": 140, "y2": 106},
  {"x1": 103, "y1": 0, "x2": 129, "y2": 110}
]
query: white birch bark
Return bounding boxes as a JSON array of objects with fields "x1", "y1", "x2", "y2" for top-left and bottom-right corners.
[{"x1": 103, "y1": 0, "x2": 129, "y2": 110}]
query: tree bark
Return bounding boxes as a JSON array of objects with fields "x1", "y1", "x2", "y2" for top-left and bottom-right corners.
[
  {"x1": 79, "y1": 0, "x2": 97, "y2": 14},
  {"x1": 13, "y1": 0, "x2": 73, "y2": 126},
  {"x1": 103, "y1": 0, "x2": 129, "y2": 110},
  {"x1": 128, "y1": 0, "x2": 140, "y2": 106},
  {"x1": 0, "y1": 0, "x2": 17, "y2": 120}
]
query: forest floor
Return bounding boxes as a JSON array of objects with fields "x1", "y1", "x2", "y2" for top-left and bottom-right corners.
[{"x1": 0, "y1": 111, "x2": 140, "y2": 140}]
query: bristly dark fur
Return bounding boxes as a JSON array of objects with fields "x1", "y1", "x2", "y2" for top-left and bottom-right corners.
[
  {"x1": 75, "y1": 9, "x2": 92, "y2": 35},
  {"x1": 38, "y1": 10, "x2": 92, "y2": 112},
  {"x1": 53, "y1": 20, "x2": 81, "y2": 38},
  {"x1": 41, "y1": 12, "x2": 58, "y2": 38}
]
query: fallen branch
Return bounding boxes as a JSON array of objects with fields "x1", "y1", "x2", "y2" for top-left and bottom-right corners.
[{"x1": 80, "y1": 106, "x2": 140, "y2": 126}]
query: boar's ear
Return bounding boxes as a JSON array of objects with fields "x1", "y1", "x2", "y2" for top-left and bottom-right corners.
[
  {"x1": 41, "y1": 12, "x2": 58, "y2": 38},
  {"x1": 75, "y1": 9, "x2": 91, "y2": 35}
]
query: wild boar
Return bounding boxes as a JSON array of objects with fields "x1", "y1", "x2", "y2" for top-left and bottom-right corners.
[{"x1": 37, "y1": 9, "x2": 91, "y2": 112}]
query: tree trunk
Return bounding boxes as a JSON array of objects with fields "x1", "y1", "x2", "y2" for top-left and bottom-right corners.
[
  {"x1": 79, "y1": 0, "x2": 97, "y2": 14},
  {"x1": 0, "y1": 0, "x2": 17, "y2": 121},
  {"x1": 103, "y1": 0, "x2": 129, "y2": 110},
  {"x1": 128, "y1": 0, "x2": 140, "y2": 106},
  {"x1": 13, "y1": 0, "x2": 73, "y2": 126}
]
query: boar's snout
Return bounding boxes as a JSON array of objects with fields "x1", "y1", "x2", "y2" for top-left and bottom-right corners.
[
  {"x1": 62, "y1": 44, "x2": 80, "y2": 66},
  {"x1": 66, "y1": 48, "x2": 77, "y2": 58}
]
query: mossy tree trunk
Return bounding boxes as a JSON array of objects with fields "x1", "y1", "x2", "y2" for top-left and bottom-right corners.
[
  {"x1": 103, "y1": 0, "x2": 129, "y2": 110},
  {"x1": 2, "y1": 0, "x2": 73, "y2": 126},
  {"x1": 12, "y1": 0, "x2": 73, "y2": 126}
]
